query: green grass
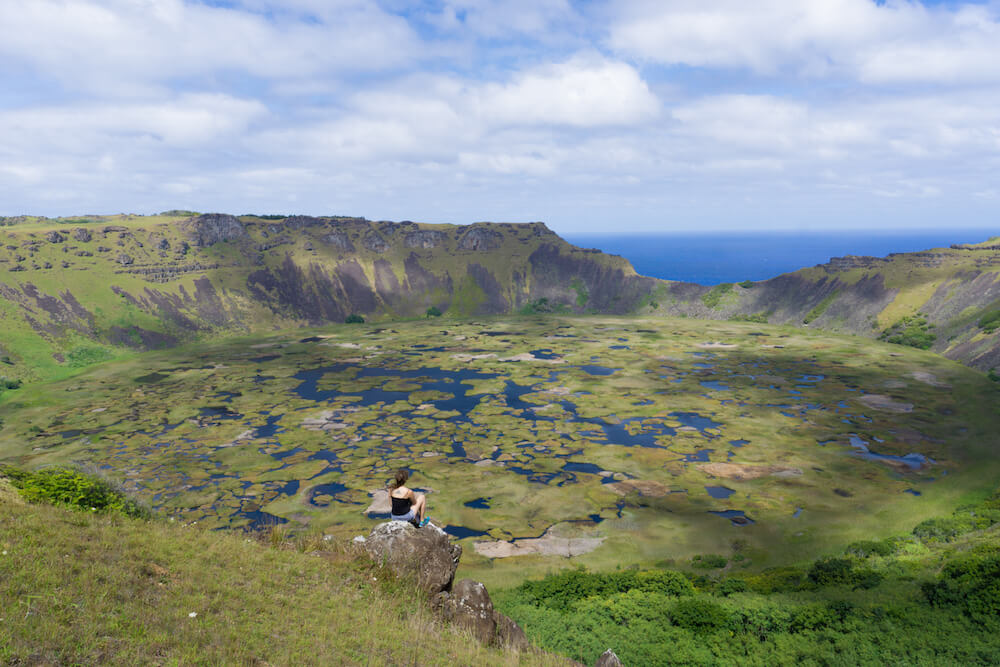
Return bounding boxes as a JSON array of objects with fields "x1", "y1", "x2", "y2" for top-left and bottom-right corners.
[
  {"x1": 0, "y1": 473, "x2": 562, "y2": 666},
  {"x1": 492, "y1": 490, "x2": 1000, "y2": 665},
  {"x1": 803, "y1": 290, "x2": 840, "y2": 324},
  {"x1": 701, "y1": 283, "x2": 733, "y2": 309}
]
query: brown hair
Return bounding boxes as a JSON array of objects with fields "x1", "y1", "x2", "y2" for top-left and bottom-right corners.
[{"x1": 391, "y1": 469, "x2": 409, "y2": 489}]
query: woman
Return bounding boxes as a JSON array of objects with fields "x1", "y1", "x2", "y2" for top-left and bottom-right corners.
[{"x1": 389, "y1": 469, "x2": 430, "y2": 527}]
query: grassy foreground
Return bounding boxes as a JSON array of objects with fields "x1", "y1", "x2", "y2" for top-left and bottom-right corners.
[{"x1": 0, "y1": 476, "x2": 564, "y2": 666}]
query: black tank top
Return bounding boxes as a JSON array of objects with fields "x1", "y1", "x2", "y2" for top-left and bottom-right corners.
[{"x1": 391, "y1": 493, "x2": 412, "y2": 515}]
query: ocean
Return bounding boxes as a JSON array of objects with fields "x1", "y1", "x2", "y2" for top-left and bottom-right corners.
[{"x1": 564, "y1": 230, "x2": 997, "y2": 286}]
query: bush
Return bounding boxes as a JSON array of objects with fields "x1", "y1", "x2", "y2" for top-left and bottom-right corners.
[
  {"x1": 692, "y1": 554, "x2": 728, "y2": 569},
  {"x1": 669, "y1": 598, "x2": 730, "y2": 632},
  {"x1": 516, "y1": 568, "x2": 693, "y2": 612},
  {"x1": 1, "y1": 465, "x2": 149, "y2": 518},
  {"x1": 425, "y1": 306, "x2": 442, "y2": 318},
  {"x1": 879, "y1": 314, "x2": 936, "y2": 349},
  {"x1": 717, "y1": 578, "x2": 749, "y2": 596},
  {"x1": 978, "y1": 309, "x2": 1000, "y2": 334},
  {"x1": 808, "y1": 558, "x2": 855, "y2": 586},
  {"x1": 345, "y1": 314, "x2": 365, "y2": 324},
  {"x1": 738, "y1": 280, "x2": 755, "y2": 289},
  {"x1": 66, "y1": 345, "x2": 114, "y2": 368},
  {"x1": 846, "y1": 539, "x2": 897, "y2": 558},
  {"x1": 923, "y1": 555, "x2": 1000, "y2": 624},
  {"x1": 913, "y1": 516, "x2": 980, "y2": 542}
]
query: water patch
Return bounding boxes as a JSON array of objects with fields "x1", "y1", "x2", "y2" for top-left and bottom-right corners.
[
  {"x1": 709, "y1": 510, "x2": 755, "y2": 526},
  {"x1": 705, "y1": 485, "x2": 735, "y2": 499},
  {"x1": 609, "y1": 345, "x2": 630, "y2": 350},
  {"x1": 700, "y1": 381, "x2": 731, "y2": 391},
  {"x1": 847, "y1": 435, "x2": 933, "y2": 470},
  {"x1": 445, "y1": 525, "x2": 490, "y2": 539},
  {"x1": 530, "y1": 349, "x2": 560, "y2": 360},
  {"x1": 250, "y1": 354, "x2": 280, "y2": 363},
  {"x1": 729, "y1": 439, "x2": 749, "y2": 448},
  {"x1": 683, "y1": 449, "x2": 714, "y2": 463},
  {"x1": 579, "y1": 365, "x2": 617, "y2": 376},
  {"x1": 464, "y1": 497, "x2": 491, "y2": 509},
  {"x1": 307, "y1": 482, "x2": 349, "y2": 507},
  {"x1": 904, "y1": 489, "x2": 922, "y2": 496}
]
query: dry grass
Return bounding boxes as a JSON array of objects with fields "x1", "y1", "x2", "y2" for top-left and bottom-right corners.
[{"x1": 0, "y1": 495, "x2": 569, "y2": 666}]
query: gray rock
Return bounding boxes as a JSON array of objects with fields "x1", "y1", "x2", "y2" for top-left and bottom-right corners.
[
  {"x1": 72, "y1": 228, "x2": 92, "y2": 242},
  {"x1": 493, "y1": 610, "x2": 530, "y2": 651},
  {"x1": 437, "y1": 579, "x2": 496, "y2": 646},
  {"x1": 46, "y1": 231, "x2": 64, "y2": 243},
  {"x1": 323, "y1": 232, "x2": 356, "y2": 252},
  {"x1": 595, "y1": 649, "x2": 623, "y2": 667},
  {"x1": 458, "y1": 227, "x2": 503, "y2": 251},
  {"x1": 117, "y1": 253, "x2": 133, "y2": 266},
  {"x1": 363, "y1": 521, "x2": 460, "y2": 595},
  {"x1": 363, "y1": 233, "x2": 389, "y2": 253},
  {"x1": 404, "y1": 230, "x2": 446, "y2": 249},
  {"x1": 183, "y1": 214, "x2": 247, "y2": 247}
]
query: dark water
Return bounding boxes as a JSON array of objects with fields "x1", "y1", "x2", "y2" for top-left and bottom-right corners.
[{"x1": 565, "y1": 230, "x2": 996, "y2": 286}]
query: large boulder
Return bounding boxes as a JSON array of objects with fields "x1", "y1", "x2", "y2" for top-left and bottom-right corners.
[
  {"x1": 433, "y1": 579, "x2": 530, "y2": 651},
  {"x1": 437, "y1": 579, "x2": 496, "y2": 645},
  {"x1": 363, "y1": 521, "x2": 461, "y2": 595}
]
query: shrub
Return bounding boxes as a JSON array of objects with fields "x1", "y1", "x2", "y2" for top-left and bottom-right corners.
[
  {"x1": 738, "y1": 280, "x2": 755, "y2": 289},
  {"x1": 923, "y1": 555, "x2": 1000, "y2": 624},
  {"x1": 979, "y1": 309, "x2": 1000, "y2": 334},
  {"x1": 846, "y1": 539, "x2": 897, "y2": 558},
  {"x1": 717, "y1": 578, "x2": 749, "y2": 597},
  {"x1": 669, "y1": 598, "x2": 730, "y2": 632},
  {"x1": 66, "y1": 345, "x2": 114, "y2": 368},
  {"x1": 913, "y1": 516, "x2": 979, "y2": 542},
  {"x1": 728, "y1": 313, "x2": 769, "y2": 323},
  {"x1": 1, "y1": 465, "x2": 149, "y2": 518},
  {"x1": 808, "y1": 558, "x2": 855, "y2": 586},
  {"x1": 345, "y1": 314, "x2": 365, "y2": 324},
  {"x1": 516, "y1": 568, "x2": 693, "y2": 611},
  {"x1": 425, "y1": 306, "x2": 442, "y2": 318},
  {"x1": 879, "y1": 314, "x2": 936, "y2": 350},
  {"x1": 0, "y1": 377, "x2": 22, "y2": 391},
  {"x1": 692, "y1": 554, "x2": 728, "y2": 569}
]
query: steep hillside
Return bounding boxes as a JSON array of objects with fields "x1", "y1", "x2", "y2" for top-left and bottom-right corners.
[
  {"x1": 0, "y1": 213, "x2": 654, "y2": 383},
  {"x1": 652, "y1": 238, "x2": 1000, "y2": 371}
]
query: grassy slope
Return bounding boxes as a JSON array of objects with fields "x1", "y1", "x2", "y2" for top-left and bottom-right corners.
[
  {"x1": 0, "y1": 476, "x2": 563, "y2": 666},
  {"x1": 0, "y1": 214, "x2": 638, "y2": 385}
]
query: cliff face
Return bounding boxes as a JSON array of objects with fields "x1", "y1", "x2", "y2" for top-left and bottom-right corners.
[
  {"x1": 652, "y1": 243, "x2": 1000, "y2": 371},
  {"x1": 0, "y1": 214, "x2": 649, "y2": 380}
]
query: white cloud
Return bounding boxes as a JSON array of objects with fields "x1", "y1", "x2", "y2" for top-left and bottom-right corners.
[
  {"x1": 608, "y1": 0, "x2": 1000, "y2": 83},
  {"x1": 478, "y1": 56, "x2": 660, "y2": 127},
  {"x1": 0, "y1": 0, "x2": 421, "y2": 94}
]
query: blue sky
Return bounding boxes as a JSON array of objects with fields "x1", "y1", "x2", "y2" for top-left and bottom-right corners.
[{"x1": 2, "y1": 0, "x2": 999, "y2": 233}]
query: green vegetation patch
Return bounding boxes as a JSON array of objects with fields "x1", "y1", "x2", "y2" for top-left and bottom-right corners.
[
  {"x1": 979, "y1": 309, "x2": 1000, "y2": 334},
  {"x1": 879, "y1": 314, "x2": 937, "y2": 349},
  {"x1": 1, "y1": 465, "x2": 149, "y2": 518},
  {"x1": 701, "y1": 283, "x2": 733, "y2": 309},
  {"x1": 803, "y1": 290, "x2": 840, "y2": 324}
]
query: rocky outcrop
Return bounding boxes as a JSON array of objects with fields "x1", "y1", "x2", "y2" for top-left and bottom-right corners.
[
  {"x1": 457, "y1": 226, "x2": 502, "y2": 251},
  {"x1": 433, "y1": 579, "x2": 530, "y2": 650},
  {"x1": 46, "y1": 231, "x2": 64, "y2": 243},
  {"x1": 358, "y1": 522, "x2": 530, "y2": 652},
  {"x1": 72, "y1": 228, "x2": 92, "y2": 242},
  {"x1": 361, "y1": 521, "x2": 461, "y2": 595},
  {"x1": 323, "y1": 232, "x2": 355, "y2": 252},
  {"x1": 363, "y1": 233, "x2": 389, "y2": 253},
  {"x1": 404, "y1": 230, "x2": 447, "y2": 249},
  {"x1": 183, "y1": 214, "x2": 247, "y2": 247},
  {"x1": 595, "y1": 649, "x2": 623, "y2": 667}
]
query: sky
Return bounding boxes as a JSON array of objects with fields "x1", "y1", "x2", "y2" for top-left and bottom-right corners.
[{"x1": 2, "y1": 0, "x2": 1000, "y2": 233}]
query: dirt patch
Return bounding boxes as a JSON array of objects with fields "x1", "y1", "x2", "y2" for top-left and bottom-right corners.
[
  {"x1": 363, "y1": 489, "x2": 391, "y2": 515},
  {"x1": 908, "y1": 371, "x2": 951, "y2": 388},
  {"x1": 858, "y1": 394, "x2": 914, "y2": 413},
  {"x1": 474, "y1": 531, "x2": 605, "y2": 558},
  {"x1": 697, "y1": 342, "x2": 737, "y2": 349},
  {"x1": 606, "y1": 480, "x2": 671, "y2": 497},
  {"x1": 697, "y1": 463, "x2": 803, "y2": 480}
]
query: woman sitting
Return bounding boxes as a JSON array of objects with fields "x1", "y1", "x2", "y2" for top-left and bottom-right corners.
[{"x1": 389, "y1": 469, "x2": 429, "y2": 527}]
